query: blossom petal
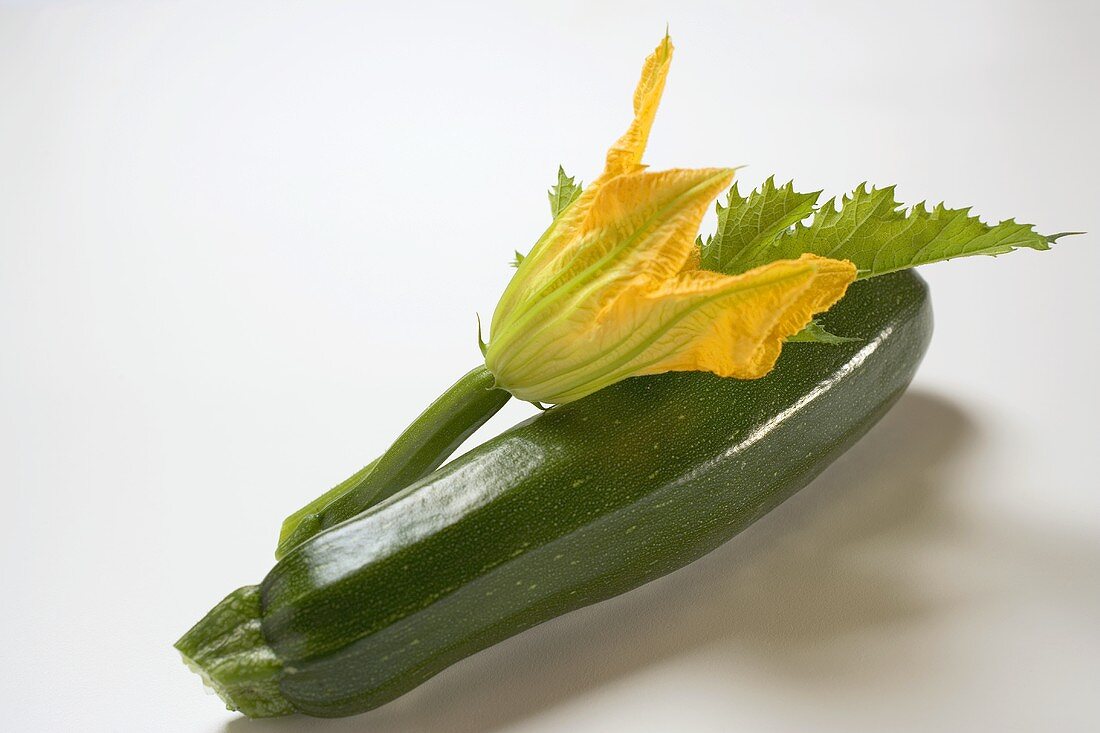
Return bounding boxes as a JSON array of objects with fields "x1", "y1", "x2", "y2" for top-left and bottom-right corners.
[
  {"x1": 493, "y1": 34, "x2": 676, "y2": 327},
  {"x1": 632, "y1": 255, "x2": 858, "y2": 378},
  {"x1": 525, "y1": 168, "x2": 734, "y2": 304},
  {"x1": 486, "y1": 168, "x2": 734, "y2": 380},
  {"x1": 602, "y1": 33, "x2": 673, "y2": 180},
  {"x1": 516, "y1": 255, "x2": 856, "y2": 404}
]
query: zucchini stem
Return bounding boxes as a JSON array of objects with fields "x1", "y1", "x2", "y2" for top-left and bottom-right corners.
[{"x1": 175, "y1": 586, "x2": 294, "y2": 718}]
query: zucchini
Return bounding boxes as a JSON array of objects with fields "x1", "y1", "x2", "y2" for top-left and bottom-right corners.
[{"x1": 177, "y1": 270, "x2": 932, "y2": 718}]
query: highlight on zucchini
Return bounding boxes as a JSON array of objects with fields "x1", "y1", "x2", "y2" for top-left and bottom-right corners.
[{"x1": 177, "y1": 33, "x2": 1073, "y2": 718}]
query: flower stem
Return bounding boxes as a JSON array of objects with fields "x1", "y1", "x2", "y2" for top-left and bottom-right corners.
[{"x1": 275, "y1": 365, "x2": 509, "y2": 558}]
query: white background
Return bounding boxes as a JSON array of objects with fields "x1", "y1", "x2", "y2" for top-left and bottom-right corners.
[{"x1": 2, "y1": 1, "x2": 1098, "y2": 731}]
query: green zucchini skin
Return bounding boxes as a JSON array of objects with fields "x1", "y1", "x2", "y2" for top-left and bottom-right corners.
[{"x1": 186, "y1": 271, "x2": 931, "y2": 718}]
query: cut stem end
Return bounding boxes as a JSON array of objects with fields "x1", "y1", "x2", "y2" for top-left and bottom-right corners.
[{"x1": 175, "y1": 585, "x2": 294, "y2": 719}]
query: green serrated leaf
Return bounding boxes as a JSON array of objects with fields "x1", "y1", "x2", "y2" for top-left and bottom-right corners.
[
  {"x1": 548, "y1": 166, "x2": 583, "y2": 219},
  {"x1": 713, "y1": 182, "x2": 1063, "y2": 279},
  {"x1": 786, "y1": 319, "x2": 860, "y2": 345},
  {"x1": 699, "y1": 176, "x2": 820, "y2": 274}
]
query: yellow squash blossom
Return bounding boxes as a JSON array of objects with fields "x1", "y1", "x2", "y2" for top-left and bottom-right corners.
[{"x1": 484, "y1": 35, "x2": 856, "y2": 405}]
